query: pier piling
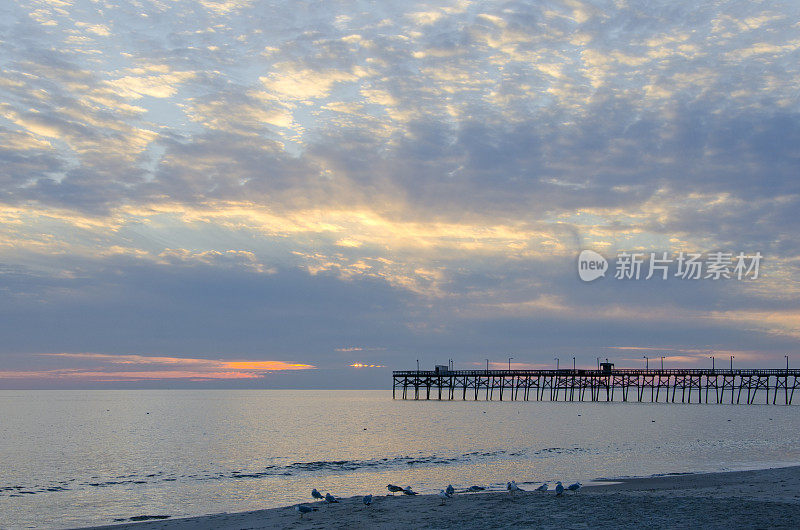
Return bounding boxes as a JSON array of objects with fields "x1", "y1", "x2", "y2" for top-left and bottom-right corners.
[{"x1": 392, "y1": 368, "x2": 800, "y2": 405}]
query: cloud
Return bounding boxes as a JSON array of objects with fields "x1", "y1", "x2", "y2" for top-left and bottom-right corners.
[
  {"x1": 349, "y1": 363, "x2": 386, "y2": 368},
  {"x1": 186, "y1": 89, "x2": 294, "y2": 133},
  {"x1": 105, "y1": 68, "x2": 197, "y2": 99},
  {"x1": 606, "y1": 346, "x2": 776, "y2": 365},
  {"x1": 157, "y1": 248, "x2": 273, "y2": 273},
  {"x1": 0, "y1": 370, "x2": 267, "y2": 381},
  {"x1": 0, "y1": 352, "x2": 314, "y2": 382},
  {"x1": 1, "y1": 0, "x2": 800, "y2": 386},
  {"x1": 259, "y1": 65, "x2": 367, "y2": 100},
  {"x1": 75, "y1": 22, "x2": 112, "y2": 37}
]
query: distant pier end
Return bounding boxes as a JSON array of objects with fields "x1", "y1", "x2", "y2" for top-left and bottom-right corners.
[{"x1": 392, "y1": 368, "x2": 800, "y2": 405}]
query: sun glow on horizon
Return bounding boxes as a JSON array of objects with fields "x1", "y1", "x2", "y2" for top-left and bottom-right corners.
[
  {"x1": 349, "y1": 363, "x2": 386, "y2": 368},
  {"x1": 0, "y1": 353, "x2": 316, "y2": 382}
]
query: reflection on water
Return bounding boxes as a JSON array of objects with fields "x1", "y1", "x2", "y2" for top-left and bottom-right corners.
[{"x1": 1, "y1": 389, "x2": 798, "y2": 528}]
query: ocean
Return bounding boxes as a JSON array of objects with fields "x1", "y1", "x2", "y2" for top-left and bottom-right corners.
[{"x1": 1, "y1": 389, "x2": 798, "y2": 529}]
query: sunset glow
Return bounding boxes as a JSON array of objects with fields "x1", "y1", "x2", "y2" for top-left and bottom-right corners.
[
  {"x1": 0, "y1": 353, "x2": 315, "y2": 383},
  {"x1": 349, "y1": 363, "x2": 387, "y2": 368},
  {"x1": 1, "y1": 0, "x2": 798, "y2": 387},
  {"x1": 3, "y1": 3, "x2": 799, "y2": 530}
]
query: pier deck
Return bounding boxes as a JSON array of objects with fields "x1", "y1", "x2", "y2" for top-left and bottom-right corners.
[{"x1": 392, "y1": 368, "x2": 800, "y2": 404}]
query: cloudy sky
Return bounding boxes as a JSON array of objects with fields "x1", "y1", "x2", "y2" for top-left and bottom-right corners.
[{"x1": 1, "y1": 0, "x2": 798, "y2": 388}]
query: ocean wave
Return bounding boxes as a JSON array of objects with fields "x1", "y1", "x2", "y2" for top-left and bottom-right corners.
[
  {"x1": 0, "y1": 451, "x2": 499, "y2": 496},
  {"x1": 262, "y1": 454, "x2": 469, "y2": 473},
  {"x1": 0, "y1": 446, "x2": 593, "y2": 497}
]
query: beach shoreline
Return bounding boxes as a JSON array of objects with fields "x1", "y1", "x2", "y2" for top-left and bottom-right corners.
[{"x1": 84, "y1": 465, "x2": 800, "y2": 529}]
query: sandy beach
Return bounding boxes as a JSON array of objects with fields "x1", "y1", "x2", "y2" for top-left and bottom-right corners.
[{"x1": 86, "y1": 465, "x2": 800, "y2": 529}]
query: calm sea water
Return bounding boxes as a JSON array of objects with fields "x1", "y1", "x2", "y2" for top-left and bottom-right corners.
[{"x1": 1, "y1": 389, "x2": 799, "y2": 529}]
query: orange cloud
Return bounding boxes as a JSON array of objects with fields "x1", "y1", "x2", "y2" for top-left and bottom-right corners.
[
  {"x1": 0, "y1": 353, "x2": 315, "y2": 382},
  {"x1": 336, "y1": 346, "x2": 387, "y2": 352},
  {"x1": 349, "y1": 363, "x2": 387, "y2": 368},
  {"x1": 0, "y1": 370, "x2": 265, "y2": 381},
  {"x1": 223, "y1": 361, "x2": 313, "y2": 370}
]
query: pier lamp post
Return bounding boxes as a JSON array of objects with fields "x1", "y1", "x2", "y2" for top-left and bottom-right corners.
[
  {"x1": 661, "y1": 356, "x2": 665, "y2": 370},
  {"x1": 486, "y1": 359, "x2": 489, "y2": 372},
  {"x1": 786, "y1": 355, "x2": 790, "y2": 372},
  {"x1": 710, "y1": 356, "x2": 715, "y2": 371},
  {"x1": 730, "y1": 355, "x2": 734, "y2": 371},
  {"x1": 417, "y1": 359, "x2": 420, "y2": 372},
  {"x1": 555, "y1": 357, "x2": 560, "y2": 370},
  {"x1": 597, "y1": 357, "x2": 600, "y2": 370},
  {"x1": 508, "y1": 357, "x2": 513, "y2": 371},
  {"x1": 643, "y1": 355, "x2": 649, "y2": 370},
  {"x1": 573, "y1": 356, "x2": 576, "y2": 371}
]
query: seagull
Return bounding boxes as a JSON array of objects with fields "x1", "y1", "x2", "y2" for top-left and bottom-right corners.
[
  {"x1": 438, "y1": 489, "x2": 449, "y2": 505},
  {"x1": 387, "y1": 484, "x2": 404, "y2": 495},
  {"x1": 468, "y1": 485, "x2": 485, "y2": 492},
  {"x1": 295, "y1": 505, "x2": 317, "y2": 518},
  {"x1": 567, "y1": 482, "x2": 582, "y2": 493},
  {"x1": 555, "y1": 482, "x2": 564, "y2": 496},
  {"x1": 445, "y1": 484, "x2": 455, "y2": 497},
  {"x1": 363, "y1": 494, "x2": 373, "y2": 506},
  {"x1": 402, "y1": 487, "x2": 418, "y2": 495},
  {"x1": 507, "y1": 481, "x2": 521, "y2": 495},
  {"x1": 325, "y1": 493, "x2": 338, "y2": 503},
  {"x1": 311, "y1": 488, "x2": 323, "y2": 500},
  {"x1": 536, "y1": 483, "x2": 548, "y2": 492}
]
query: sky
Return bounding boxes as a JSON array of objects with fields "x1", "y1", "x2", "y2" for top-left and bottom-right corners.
[{"x1": 0, "y1": 0, "x2": 798, "y2": 388}]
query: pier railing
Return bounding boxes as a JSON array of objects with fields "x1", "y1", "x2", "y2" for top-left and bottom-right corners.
[
  {"x1": 392, "y1": 368, "x2": 800, "y2": 404},
  {"x1": 394, "y1": 368, "x2": 799, "y2": 377}
]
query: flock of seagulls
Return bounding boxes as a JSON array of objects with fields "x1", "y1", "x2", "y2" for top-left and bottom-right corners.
[
  {"x1": 296, "y1": 480, "x2": 583, "y2": 517},
  {"x1": 437, "y1": 484, "x2": 457, "y2": 505},
  {"x1": 506, "y1": 480, "x2": 521, "y2": 494},
  {"x1": 387, "y1": 484, "x2": 419, "y2": 495}
]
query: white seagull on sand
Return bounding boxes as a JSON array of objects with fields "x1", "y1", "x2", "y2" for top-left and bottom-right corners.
[
  {"x1": 507, "y1": 481, "x2": 521, "y2": 494},
  {"x1": 324, "y1": 493, "x2": 338, "y2": 503},
  {"x1": 311, "y1": 488, "x2": 323, "y2": 500},
  {"x1": 387, "y1": 484, "x2": 404, "y2": 495},
  {"x1": 363, "y1": 494, "x2": 373, "y2": 506},
  {"x1": 295, "y1": 505, "x2": 317, "y2": 518},
  {"x1": 568, "y1": 482, "x2": 582, "y2": 493},
  {"x1": 555, "y1": 482, "x2": 564, "y2": 496},
  {"x1": 445, "y1": 484, "x2": 455, "y2": 497},
  {"x1": 402, "y1": 487, "x2": 418, "y2": 495},
  {"x1": 438, "y1": 490, "x2": 449, "y2": 505},
  {"x1": 536, "y1": 483, "x2": 548, "y2": 492}
]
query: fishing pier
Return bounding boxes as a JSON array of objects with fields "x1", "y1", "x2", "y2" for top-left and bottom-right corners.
[{"x1": 392, "y1": 366, "x2": 800, "y2": 405}]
